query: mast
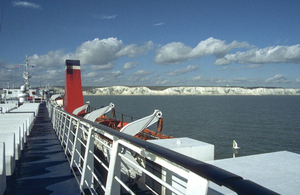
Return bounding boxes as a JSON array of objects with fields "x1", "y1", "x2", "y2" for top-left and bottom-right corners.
[{"x1": 23, "y1": 55, "x2": 31, "y2": 92}]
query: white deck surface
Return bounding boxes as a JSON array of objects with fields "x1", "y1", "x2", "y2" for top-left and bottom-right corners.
[
  {"x1": 207, "y1": 151, "x2": 300, "y2": 195},
  {"x1": 149, "y1": 137, "x2": 214, "y2": 161}
]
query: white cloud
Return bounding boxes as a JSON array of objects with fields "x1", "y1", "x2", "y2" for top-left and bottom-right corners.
[
  {"x1": 28, "y1": 38, "x2": 153, "y2": 71},
  {"x1": 153, "y1": 22, "x2": 164, "y2": 26},
  {"x1": 29, "y1": 50, "x2": 70, "y2": 70},
  {"x1": 167, "y1": 65, "x2": 198, "y2": 76},
  {"x1": 155, "y1": 37, "x2": 250, "y2": 65},
  {"x1": 74, "y1": 38, "x2": 153, "y2": 66},
  {"x1": 200, "y1": 77, "x2": 261, "y2": 85},
  {"x1": 21, "y1": 37, "x2": 155, "y2": 86},
  {"x1": 94, "y1": 77, "x2": 105, "y2": 83},
  {"x1": 245, "y1": 64, "x2": 263, "y2": 69},
  {"x1": 219, "y1": 66, "x2": 229, "y2": 71},
  {"x1": 100, "y1": 15, "x2": 117, "y2": 19},
  {"x1": 32, "y1": 69, "x2": 65, "y2": 86},
  {"x1": 133, "y1": 70, "x2": 153, "y2": 76},
  {"x1": 265, "y1": 74, "x2": 290, "y2": 84},
  {"x1": 192, "y1": 75, "x2": 202, "y2": 81},
  {"x1": 215, "y1": 45, "x2": 300, "y2": 65},
  {"x1": 128, "y1": 70, "x2": 154, "y2": 82},
  {"x1": 123, "y1": 61, "x2": 139, "y2": 69},
  {"x1": 12, "y1": 1, "x2": 42, "y2": 9},
  {"x1": 90, "y1": 62, "x2": 114, "y2": 70},
  {"x1": 74, "y1": 38, "x2": 123, "y2": 65},
  {"x1": 116, "y1": 41, "x2": 154, "y2": 58},
  {"x1": 84, "y1": 72, "x2": 98, "y2": 78},
  {"x1": 155, "y1": 79, "x2": 168, "y2": 85},
  {"x1": 111, "y1": 70, "x2": 123, "y2": 77}
]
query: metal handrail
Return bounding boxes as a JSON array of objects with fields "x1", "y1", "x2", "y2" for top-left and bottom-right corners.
[{"x1": 47, "y1": 100, "x2": 279, "y2": 195}]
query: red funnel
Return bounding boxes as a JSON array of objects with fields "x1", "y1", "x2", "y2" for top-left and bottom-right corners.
[{"x1": 64, "y1": 60, "x2": 84, "y2": 114}]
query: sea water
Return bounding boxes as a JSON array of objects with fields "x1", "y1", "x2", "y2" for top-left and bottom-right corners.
[{"x1": 84, "y1": 95, "x2": 300, "y2": 159}]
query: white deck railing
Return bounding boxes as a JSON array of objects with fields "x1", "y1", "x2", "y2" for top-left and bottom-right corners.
[{"x1": 47, "y1": 101, "x2": 278, "y2": 195}]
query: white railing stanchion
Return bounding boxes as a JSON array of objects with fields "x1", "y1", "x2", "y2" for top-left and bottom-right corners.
[
  {"x1": 70, "y1": 121, "x2": 82, "y2": 169},
  {"x1": 186, "y1": 171, "x2": 208, "y2": 195},
  {"x1": 80, "y1": 126, "x2": 95, "y2": 191},
  {"x1": 61, "y1": 113, "x2": 68, "y2": 147},
  {"x1": 65, "y1": 117, "x2": 73, "y2": 155},
  {"x1": 105, "y1": 138, "x2": 121, "y2": 195},
  {"x1": 58, "y1": 113, "x2": 64, "y2": 140}
]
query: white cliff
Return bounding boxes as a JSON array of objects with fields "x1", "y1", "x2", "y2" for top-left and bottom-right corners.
[{"x1": 83, "y1": 86, "x2": 300, "y2": 95}]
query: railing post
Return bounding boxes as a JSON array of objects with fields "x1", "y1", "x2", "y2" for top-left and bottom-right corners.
[
  {"x1": 70, "y1": 121, "x2": 82, "y2": 168},
  {"x1": 61, "y1": 113, "x2": 68, "y2": 147},
  {"x1": 52, "y1": 106, "x2": 57, "y2": 127},
  {"x1": 57, "y1": 113, "x2": 64, "y2": 139},
  {"x1": 65, "y1": 117, "x2": 73, "y2": 155},
  {"x1": 105, "y1": 138, "x2": 121, "y2": 195},
  {"x1": 54, "y1": 109, "x2": 59, "y2": 133},
  {"x1": 161, "y1": 168, "x2": 173, "y2": 195},
  {"x1": 185, "y1": 171, "x2": 208, "y2": 195},
  {"x1": 80, "y1": 126, "x2": 95, "y2": 191},
  {"x1": 51, "y1": 106, "x2": 56, "y2": 128}
]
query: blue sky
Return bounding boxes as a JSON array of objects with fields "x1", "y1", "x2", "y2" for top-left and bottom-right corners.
[{"x1": 1, "y1": 0, "x2": 300, "y2": 88}]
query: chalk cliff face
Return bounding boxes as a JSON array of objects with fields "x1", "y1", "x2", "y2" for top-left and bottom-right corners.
[{"x1": 83, "y1": 86, "x2": 300, "y2": 95}]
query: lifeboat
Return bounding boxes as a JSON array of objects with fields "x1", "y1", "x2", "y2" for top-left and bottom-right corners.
[
  {"x1": 63, "y1": 59, "x2": 173, "y2": 141},
  {"x1": 95, "y1": 111, "x2": 173, "y2": 140}
]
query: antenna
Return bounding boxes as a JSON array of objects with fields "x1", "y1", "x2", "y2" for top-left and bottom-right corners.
[{"x1": 19, "y1": 55, "x2": 35, "y2": 92}]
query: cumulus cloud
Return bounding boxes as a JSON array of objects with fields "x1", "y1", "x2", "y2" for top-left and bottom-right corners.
[
  {"x1": 155, "y1": 37, "x2": 250, "y2": 64},
  {"x1": 116, "y1": 41, "x2": 154, "y2": 58},
  {"x1": 215, "y1": 45, "x2": 300, "y2": 65},
  {"x1": 12, "y1": 1, "x2": 42, "y2": 9},
  {"x1": 74, "y1": 38, "x2": 153, "y2": 65},
  {"x1": 73, "y1": 38, "x2": 123, "y2": 65},
  {"x1": 123, "y1": 61, "x2": 139, "y2": 69},
  {"x1": 167, "y1": 65, "x2": 198, "y2": 76},
  {"x1": 32, "y1": 69, "x2": 65, "y2": 86},
  {"x1": 128, "y1": 70, "x2": 154, "y2": 82},
  {"x1": 265, "y1": 74, "x2": 290, "y2": 84},
  {"x1": 28, "y1": 38, "x2": 153, "y2": 70},
  {"x1": 111, "y1": 70, "x2": 123, "y2": 77},
  {"x1": 29, "y1": 50, "x2": 70, "y2": 70}
]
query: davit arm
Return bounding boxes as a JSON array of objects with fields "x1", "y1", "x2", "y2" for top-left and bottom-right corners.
[
  {"x1": 84, "y1": 103, "x2": 115, "y2": 122},
  {"x1": 120, "y1": 109, "x2": 162, "y2": 136}
]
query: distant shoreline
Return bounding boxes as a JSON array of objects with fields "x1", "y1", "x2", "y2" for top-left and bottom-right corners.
[{"x1": 82, "y1": 86, "x2": 300, "y2": 96}]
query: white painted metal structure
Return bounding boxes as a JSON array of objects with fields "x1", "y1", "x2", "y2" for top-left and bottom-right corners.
[
  {"x1": 0, "y1": 102, "x2": 40, "y2": 194},
  {"x1": 47, "y1": 100, "x2": 278, "y2": 195},
  {"x1": 120, "y1": 109, "x2": 162, "y2": 136},
  {"x1": 84, "y1": 103, "x2": 114, "y2": 122}
]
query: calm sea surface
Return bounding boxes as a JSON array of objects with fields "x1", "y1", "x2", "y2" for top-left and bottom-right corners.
[{"x1": 84, "y1": 95, "x2": 300, "y2": 159}]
